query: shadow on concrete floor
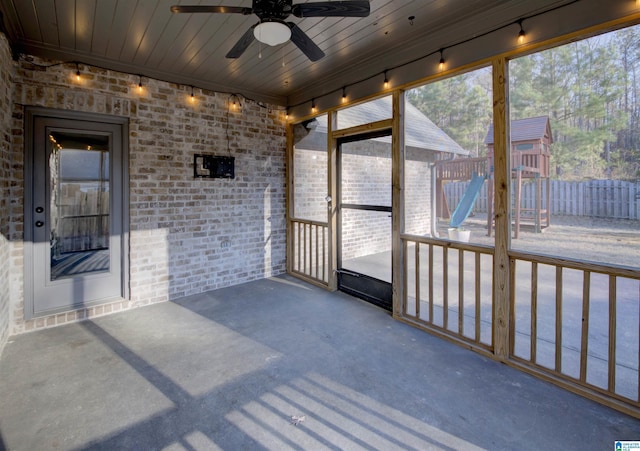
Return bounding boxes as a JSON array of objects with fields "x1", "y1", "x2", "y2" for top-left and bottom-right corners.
[{"x1": 0, "y1": 274, "x2": 638, "y2": 450}]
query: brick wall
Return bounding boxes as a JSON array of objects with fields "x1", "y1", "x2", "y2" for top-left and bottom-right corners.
[
  {"x1": 294, "y1": 136, "x2": 435, "y2": 262},
  {"x1": 6, "y1": 50, "x2": 287, "y2": 334},
  {"x1": 405, "y1": 147, "x2": 435, "y2": 236},
  {"x1": 293, "y1": 148, "x2": 328, "y2": 221},
  {"x1": 0, "y1": 34, "x2": 12, "y2": 352}
]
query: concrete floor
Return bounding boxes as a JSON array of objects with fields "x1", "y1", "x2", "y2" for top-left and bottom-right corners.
[
  {"x1": 348, "y1": 244, "x2": 640, "y2": 401},
  {"x1": 0, "y1": 275, "x2": 638, "y2": 450}
]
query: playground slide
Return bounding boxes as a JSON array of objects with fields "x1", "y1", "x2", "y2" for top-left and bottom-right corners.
[{"x1": 449, "y1": 172, "x2": 485, "y2": 228}]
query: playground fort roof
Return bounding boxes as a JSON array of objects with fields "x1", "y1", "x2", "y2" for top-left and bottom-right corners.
[{"x1": 485, "y1": 115, "x2": 553, "y2": 144}]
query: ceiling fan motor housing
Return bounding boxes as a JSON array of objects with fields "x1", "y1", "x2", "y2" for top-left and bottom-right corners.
[{"x1": 252, "y1": 0, "x2": 293, "y2": 20}]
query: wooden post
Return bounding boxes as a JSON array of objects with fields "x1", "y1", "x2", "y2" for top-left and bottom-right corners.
[
  {"x1": 555, "y1": 266, "x2": 563, "y2": 373},
  {"x1": 327, "y1": 112, "x2": 338, "y2": 291},
  {"x1": 608, "y1": 275, "x2": 617, "y2": 392},
  {"x1": 286, "y1": 122, "x2": 295, "y2": 275},
  {"x1": 415, "y1": 243, "x2": 420, "y2": 318},
  {"x1": 492, "y1": 57, "x2": 511, "y2": 359},
  {"x1": 475, "y1": 252, "x2": 481, "y2": 342},
  {"x1": 443, "y1": 247, "x2": 449, "y2": 330},
  {"x1": 458, "y1": 250, "x2": 464, "y2": 335},
  {"x1": 580, "y1": 271, "x2": 591, "y2": 382},
  {"x1": 531, "y1": 262, "x2": 538, "y2": 363},
  {"x1": 303, "y1": 223, "x2": 307, "y2": 274},
  {"x1": 428, "y1": 244, "x2": 434, "y2": 323},
  {"x1": 436, "y1": 179, "x2": 450, "y2": 219},
  {"x1": 392, "y1": 91, "x2": 405, "y2": 318}
]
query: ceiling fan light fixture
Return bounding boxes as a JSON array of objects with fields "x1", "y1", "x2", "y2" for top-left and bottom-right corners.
[{"x1": 254, "y1": 21, "x2": 291, "y2": 46}]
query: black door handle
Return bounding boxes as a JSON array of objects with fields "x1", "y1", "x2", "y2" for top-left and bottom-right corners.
[
  {"x1": 35, "y1": 221, "x2": 44, "y2": 227},
  {"x1": 35, "y1": 206, "x2": 44, "y2": 213}
]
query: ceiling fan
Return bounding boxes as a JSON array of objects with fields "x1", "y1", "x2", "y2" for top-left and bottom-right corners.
[{"x1": 170, "y1": 1, "x2": 370, "y2": 62}]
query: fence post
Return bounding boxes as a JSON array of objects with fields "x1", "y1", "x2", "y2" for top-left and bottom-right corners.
[
  {"x1": 631, "y1": 180, "x2": 640, "y2": 219},
  {"x1": 627, "y1": 181, "x2": 632, "y2": 219},
  {"x1": 551, "y1": 180, "x2": 557, "y2": 215}
]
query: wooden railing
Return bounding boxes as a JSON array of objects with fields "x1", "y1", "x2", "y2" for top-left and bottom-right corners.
[
  {"x1": 434, "y1": 157, "x2": 488, "y2": 181},
  {"x1": 398, "y1": 235, "x2": 640, "y2": 414},
  {"x1": 290, "y1": 219, "x2": 329, "y2": 286},
  {"x1": 509, "y1": 250, "x2": 640, "y2": 410},
  {"x1": 401, "y1": 234, "x2": 494, "y2": 351},
  {"x1": 435, "y1": 152, "x2": 550, "y2": 181},
  {"x1": 510, "y1": 150, "x2": 550, "y2": 178}
]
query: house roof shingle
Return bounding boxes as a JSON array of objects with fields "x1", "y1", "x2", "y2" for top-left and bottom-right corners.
[{"x1": 313, "y1": 96, "x2": 467, "y2": 155}]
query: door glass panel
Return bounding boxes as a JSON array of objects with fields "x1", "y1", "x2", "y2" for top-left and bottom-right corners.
[
  {"x1": 48, "y1": 131, "x2": 110, "y2": 280},
  {"x1": 341, "y1": 209, "x2": 392, "y2": 283}
]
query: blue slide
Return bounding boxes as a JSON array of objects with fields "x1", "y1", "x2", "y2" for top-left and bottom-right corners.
[{"x1": 449, "y1": 172, "x2": 485, "y2": 228}]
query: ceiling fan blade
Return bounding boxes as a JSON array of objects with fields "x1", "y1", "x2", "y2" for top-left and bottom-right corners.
[
  {"x1": 288, "y1": 23, "x2": 325, "y2": 62},
  {"x1": 292, "y1": 1, "x2": 370, "y2": 18},
  {"x1": 226, "y1": 25, "x2": 257, "y2": 58},
  {"x1": 170, "y1": 5, "x2": 252, "y2": 14}
]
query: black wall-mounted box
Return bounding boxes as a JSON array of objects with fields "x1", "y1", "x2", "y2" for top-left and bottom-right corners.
[{"x1": 194, "y1": 154, "x2": 235, "y2": 179}]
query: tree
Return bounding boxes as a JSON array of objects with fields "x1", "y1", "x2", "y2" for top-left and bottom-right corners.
[
  {"x1": 407, "y1": 68, "x2": 493, "y2": 157},
  {"x1": 510, "y1": 33, "x2": 630, "y2": 180},
  {"x1": 409, "y1": 24, "x2": 640, "y2": 181}
]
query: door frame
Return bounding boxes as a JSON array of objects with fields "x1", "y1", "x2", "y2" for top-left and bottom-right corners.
[
  {"x1": 288, "y1": 94, "x2": 404, "y2": 316},
  {"x1": 336, "y1": 128, "x2": 394, "y2": 310},
  {"x1": 23, "y1": 107, "x2": 130, "y2": 320}
]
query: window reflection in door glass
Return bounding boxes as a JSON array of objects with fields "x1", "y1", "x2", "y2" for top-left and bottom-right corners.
[{"x1": 48, "y1": 131, "x2": 110, "y2": 280}]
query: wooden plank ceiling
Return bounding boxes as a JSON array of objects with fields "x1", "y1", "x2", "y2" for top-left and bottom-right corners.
[{"x1": 0, "y1": 0, "x2": 574, "y2": 106}]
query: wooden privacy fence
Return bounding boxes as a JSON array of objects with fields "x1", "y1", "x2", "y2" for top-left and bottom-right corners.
[
  {"x1": 445, "y1": 179, "x2": 640, "y2": 220},
  {"x1": 53, "y1": 185, "x2": 109, "y2": 255}
]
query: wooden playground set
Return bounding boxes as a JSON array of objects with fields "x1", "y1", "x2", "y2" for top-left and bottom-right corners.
[{"x1": 435, "y1": 116, "x2": 553, "y2": 238}]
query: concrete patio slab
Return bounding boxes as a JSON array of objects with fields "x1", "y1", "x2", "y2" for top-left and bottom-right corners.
[{"x1": 0, "y1": 275, "x2": 638, "y2": 450}]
